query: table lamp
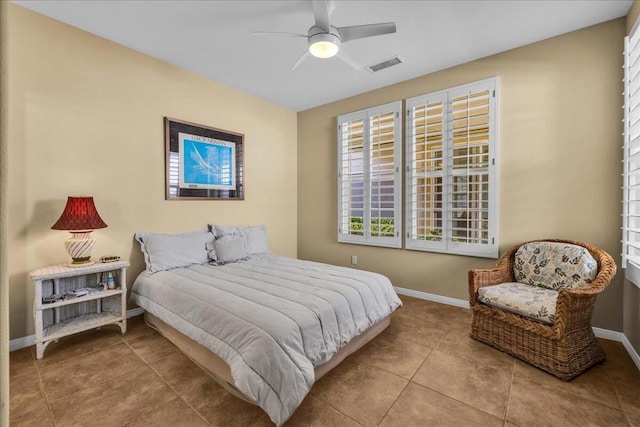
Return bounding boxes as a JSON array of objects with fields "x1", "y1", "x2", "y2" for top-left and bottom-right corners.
[{"x1": 51, "y1": 196, "x2": 107, "y2": 266}]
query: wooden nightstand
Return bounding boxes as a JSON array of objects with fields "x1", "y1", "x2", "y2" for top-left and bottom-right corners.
[{"x1": 29, "y1": 260, "x2": 130, "y2": 359}]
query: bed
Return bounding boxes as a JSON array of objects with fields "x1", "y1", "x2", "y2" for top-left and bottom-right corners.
[{"x1": 130, "y1": 228, "x2": 401, "y2": 426}]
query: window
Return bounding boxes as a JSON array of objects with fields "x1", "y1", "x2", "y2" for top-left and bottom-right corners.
[
  {"x1": 337, "y1": 101, "x2": 402, "y2": 248},
  {"x1": 623, "y1": 23, "x2": 640, "y2": 286},
  {"x1": 405, "y1": 78, "x2": 498, "y2": 258}
]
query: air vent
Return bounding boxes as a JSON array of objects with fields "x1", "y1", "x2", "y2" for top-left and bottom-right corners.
[{"x1": 367, "y1": 56, "x2": 403, "y2": 73}]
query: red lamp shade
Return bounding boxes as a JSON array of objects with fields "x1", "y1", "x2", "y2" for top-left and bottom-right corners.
[{"x1": 51, "y1": 197, "x2": 107, "y2": 231}]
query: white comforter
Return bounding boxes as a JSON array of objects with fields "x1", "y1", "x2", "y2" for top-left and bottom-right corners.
[{"x1": 130, "y1": 254, "x2": 402, "y2": 425}]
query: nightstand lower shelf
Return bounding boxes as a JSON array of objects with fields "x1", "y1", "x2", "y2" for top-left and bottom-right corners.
[{"x1": 37, "y1": 312, "x2": 126, "y2": 359}]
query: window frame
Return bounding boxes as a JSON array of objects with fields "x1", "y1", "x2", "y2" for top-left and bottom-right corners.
[
  {"x1": 337, "y1": 101, "x2": 403, "y2": 248},
  {"x1": 623, "y1": 20, "x2": 640, "y2": 287},
  {"x1": 405, "y1": 78, "x2": 499, "y2": 258}
]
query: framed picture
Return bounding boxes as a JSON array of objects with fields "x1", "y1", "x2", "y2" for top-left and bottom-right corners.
[{"x1": 165, "y1": 117, "x2": 244, "y2": 200}]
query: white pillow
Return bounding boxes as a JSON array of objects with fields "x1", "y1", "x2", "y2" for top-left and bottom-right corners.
[
  {"x1": 240, "y1": 225, "x2": 269, "y2": 254},
  {"x1": 210, "y1": 224, "x2": 269, "y2": 255},
  {"x1": 213, "y1": 234, "x2": 248, "y2": 265},
  {"x1": 211, "y1": 225, "x2": 240, "y2": 238},
  {"x1": 135, "y1": 230, "x2": 214, "y2": 274}
]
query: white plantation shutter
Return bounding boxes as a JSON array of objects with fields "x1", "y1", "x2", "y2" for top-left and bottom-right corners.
[
  {"x1": 338, "y1": 102, "x2": 402, "y2": 247},
  {"x1": 623, "y1": 23, "x2": 640, "y2": 285},
  {"x1": 406, "y1": 78, "x2": 498, "y2": 258},
  {"x1": 369, "y1": 110, "x2": 398, "y2": 239},
  {"x1": 338, "y1": 113, "x2": 366, "y2": 240},
  {"x1": 406, "y1": 93, "x2": 447, "y2": 251},
  {"x1": 168, "y1": 151, "x2": 180, "y2": 197}
]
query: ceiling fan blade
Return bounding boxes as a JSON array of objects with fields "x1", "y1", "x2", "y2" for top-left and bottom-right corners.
[
  {"x1": 338, "y1": 22, "x2": 397, "y2": 43},
  {"x1": 252, "y1": 31, "x2": 307, "y2": 38},
  {"x1": 312, "y1": 0, "x2": 331, "y2": 32},
  {"x1": 337, "y1": 47, "x2": 363, "y2": 70},
  {"x1": 292, "y1": 51, "x2": 311, "y2": 71}
]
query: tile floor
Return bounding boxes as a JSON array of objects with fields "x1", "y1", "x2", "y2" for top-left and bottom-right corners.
[{"x1": 9, "y1": 296, "x2": 640, "y2": 426}]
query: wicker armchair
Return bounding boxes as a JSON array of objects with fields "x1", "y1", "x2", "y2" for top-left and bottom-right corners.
[{"x1": 468, "y1": 239, "x2": 617, "y2": 380}]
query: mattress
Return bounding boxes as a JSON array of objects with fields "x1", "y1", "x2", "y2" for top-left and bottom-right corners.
[{"x1": 130, "y1": 254, "x2": 402, "y2": 426}]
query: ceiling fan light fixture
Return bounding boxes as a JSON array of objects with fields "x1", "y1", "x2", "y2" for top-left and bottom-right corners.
[{"x1": 308, "y1": 33, "x2": 340, "y2": 58}]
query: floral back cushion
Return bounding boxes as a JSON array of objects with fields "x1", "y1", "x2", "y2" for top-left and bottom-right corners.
[{"x1": 513, "y1": 242, "x2": 597, "y2": 290}]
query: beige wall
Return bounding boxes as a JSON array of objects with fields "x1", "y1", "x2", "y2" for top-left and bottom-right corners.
[
  {"x1": 628, "y1": 1, "x2": 640, "y2": 33},
  {"x1": 298, "y1": 19, "x2": 625, "y2": 331},
  {"x1": 7, "y1": 4, "x2": 298, "y2": 339}
]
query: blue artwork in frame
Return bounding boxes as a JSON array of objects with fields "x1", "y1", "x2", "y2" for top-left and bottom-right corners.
[
  {"x1": 179, "y1": 133, "x2": 236, "y2": 190},
  {"x1": 165, "y1": 117, "x2": 244, "y2": 200}
]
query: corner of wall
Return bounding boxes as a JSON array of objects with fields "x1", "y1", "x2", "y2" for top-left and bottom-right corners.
[
  {"x1": 628, "y1": 1, "x2": 640, "y2": 33},
  {"x1": 0, "y1": 1, "x2": 10, "y2": 425}
]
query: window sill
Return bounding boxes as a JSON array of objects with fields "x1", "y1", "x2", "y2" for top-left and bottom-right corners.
[
  {"x1": 337, "y1": 239, "x2": 402, "y2": 249},
  {"x1": 405, "y1": 245, "x2": 499, "y2": 259},
  {"x1": 625, "y1": 262, "x2": 640, "y2": 289}
]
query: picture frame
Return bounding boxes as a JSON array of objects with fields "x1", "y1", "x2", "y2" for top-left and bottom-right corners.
[{"x1": 165, "y1": 117, "x2": 244, "y2": 200}]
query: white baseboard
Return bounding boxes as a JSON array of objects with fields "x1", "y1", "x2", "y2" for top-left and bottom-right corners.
[
  {"x1": 126, "y1": 307, "x2": 144, "y2": 318},
  {"x1": 9, "y1": 335, "x2": 34, "y2": 352},
  {"x1": 622, "y1": 334, "x2": 640, "y2": 371},
  {"x1": 591, "y1": 327, "x2": 640, "y2": 371},
  {"x1": 9, "y1": 308, "x2": 145, "y2": 352},
  {"x1": 592, "y1": 327, "x2": 624, "y2": 342},
  {"x1": 394, "y1": 286, "x2": 470, "y2": 309}
]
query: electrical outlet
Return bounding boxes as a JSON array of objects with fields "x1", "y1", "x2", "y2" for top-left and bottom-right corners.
[{"x1": 351, "y1": 255, "x2": 358, "y2": 265}]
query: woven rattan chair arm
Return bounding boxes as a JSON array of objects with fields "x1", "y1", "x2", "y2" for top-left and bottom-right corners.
[
  {"x1": 552, "y1": 249, "x2": 616, "y2": 331},
  {"x1": 553, "y1": 290, "x2": 571, "y2": 332},
  {"x1": 468, "y1": 267, "x2": 512, "y2": 305},
  {"x1": 561, "y1": 247, "x2": 617, "y2": 296},
  {"x1": 562, "y1": 282, "x2": 610, "y2": 296},
  {"x1": 469, "y1": 268, "x2": 512, "y2": 287},
  {"x1": 554, "y1": 249, "x2": 615, "y2": 326},
  {"x1": 468, "y1": 244, "x2": 520, "y2": 305},
  {"x1": 553, "y1": 288, "x2": 599, "y2": 337}
]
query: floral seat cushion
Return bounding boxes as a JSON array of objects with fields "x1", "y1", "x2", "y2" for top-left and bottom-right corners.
[
  {"x1": 477, "y1": 282, "x2": 558, "y2": 325},
  {"x1": 513, "y1": 242, "x2": 597, "y2": 291}
]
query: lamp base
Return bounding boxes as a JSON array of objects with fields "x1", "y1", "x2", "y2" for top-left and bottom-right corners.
[
  {"x1": 67, "y1": 261, "x2": 95, "y2": 268},
  {"x1": 65, "y1": 231, "x2": 96, "y2": 267}
]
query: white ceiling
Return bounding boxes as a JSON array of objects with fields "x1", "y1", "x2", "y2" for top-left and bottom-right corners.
[{"x1": 14, "y1": 0, "x2": 633, "y2": 112}]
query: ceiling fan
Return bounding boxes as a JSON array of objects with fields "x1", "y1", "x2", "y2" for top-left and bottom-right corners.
[{"x1": 253, "y1": 0, "x2": 397, "y2": 70}]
